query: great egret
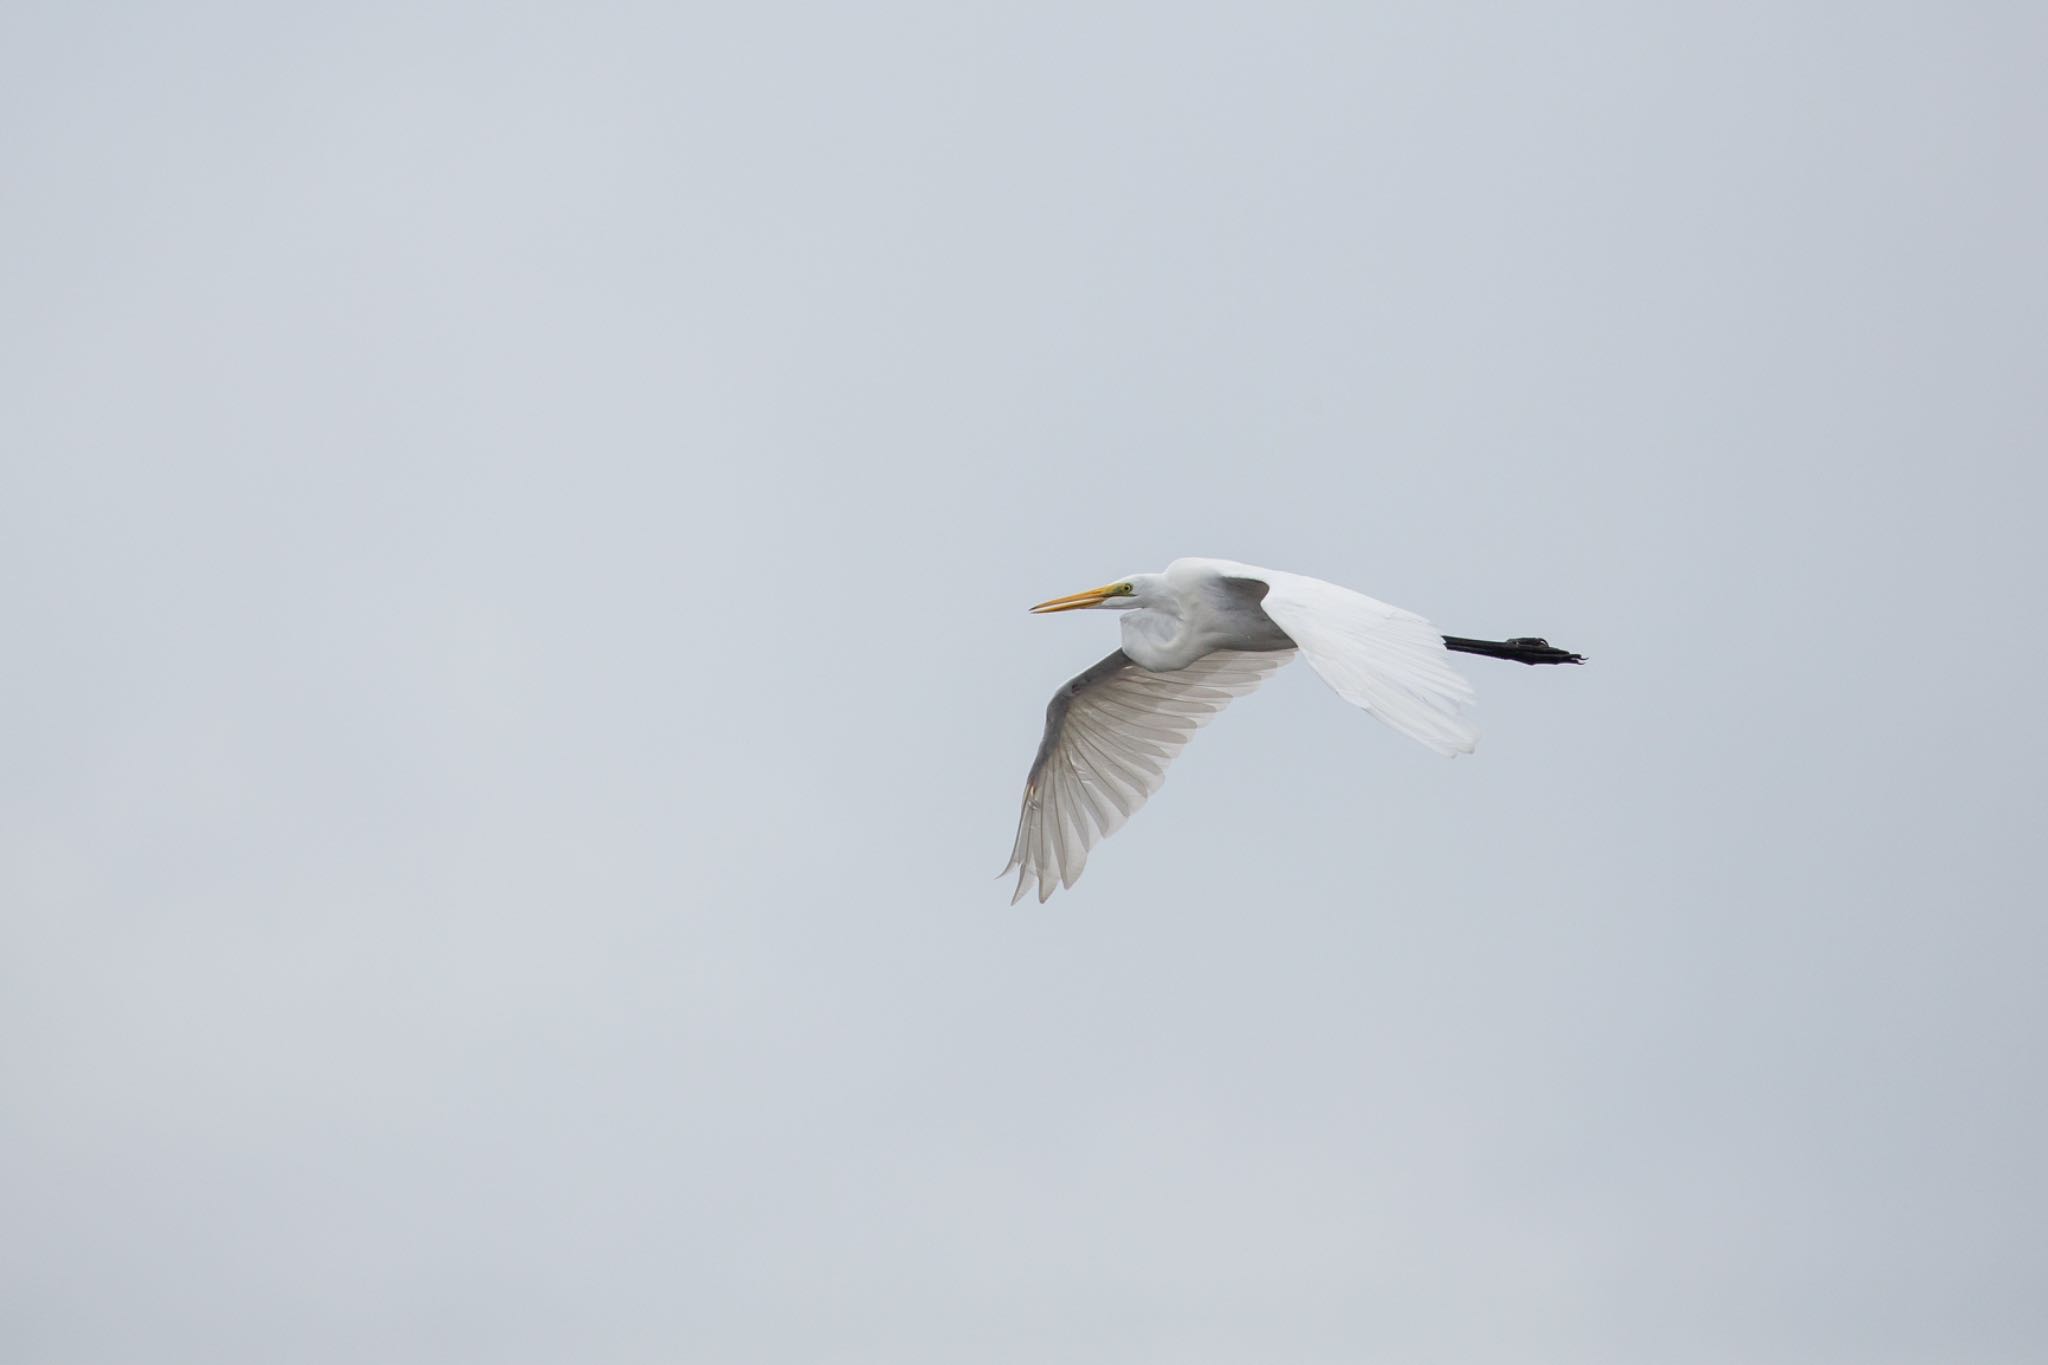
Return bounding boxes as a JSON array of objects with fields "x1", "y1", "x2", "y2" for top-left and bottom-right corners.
[{"x1": 1005, "y1": 557, "x2": 1582, "y2": 903}]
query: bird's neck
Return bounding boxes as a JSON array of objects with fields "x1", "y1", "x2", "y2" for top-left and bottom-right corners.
[{"x1": 1119, "y1": 605, "x2": 1207, "y2": 672}]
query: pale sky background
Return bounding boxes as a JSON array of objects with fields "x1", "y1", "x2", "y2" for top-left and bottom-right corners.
[{"x1": 4, "y1": 3, "x2": 2045, "y2": 1362}]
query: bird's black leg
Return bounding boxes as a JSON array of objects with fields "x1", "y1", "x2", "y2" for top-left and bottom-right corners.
[{"x1": 1441, "y1": 635, "x2": 1586, "y2": 665}]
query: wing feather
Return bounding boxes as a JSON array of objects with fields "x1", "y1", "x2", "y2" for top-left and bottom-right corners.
[
  {"x1": 1228, "y1": 566, "x2": 1479, "y2": 757},
  {"x1": 1004, "y1": 647, "x2": 1294, "y2": 903}
]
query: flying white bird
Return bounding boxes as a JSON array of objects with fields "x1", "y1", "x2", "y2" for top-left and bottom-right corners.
[{"x1": 1005, "y1": 557, "x2": 1582, "y2": 903}]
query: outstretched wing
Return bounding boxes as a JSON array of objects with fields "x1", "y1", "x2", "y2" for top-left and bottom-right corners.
[
  {"x1": 1227, "y1": 566, "x2": 1478, "y2": 757},
  {"x1": 1004, "y1": 647, "x2": 1295, "y2": 904}
]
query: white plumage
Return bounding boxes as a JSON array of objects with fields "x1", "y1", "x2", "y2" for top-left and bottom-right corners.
[{"x1": 1250, "y1": 565, "x2": 1478, "y2": 758}]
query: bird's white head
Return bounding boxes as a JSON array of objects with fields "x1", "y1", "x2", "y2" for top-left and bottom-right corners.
[{"x1": 1029, "y1": 574, "x2": 1162, "y2": 614}]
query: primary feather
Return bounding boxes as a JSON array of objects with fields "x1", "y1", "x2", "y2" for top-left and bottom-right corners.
[
  {"x1": 1003, "y1": 646, "x2": 1293, "y2": 904},
  {"x1": 1229, "y1": 563, "x2": 1478, "y2": 757}
]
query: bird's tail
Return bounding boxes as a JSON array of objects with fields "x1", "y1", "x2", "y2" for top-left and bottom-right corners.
[{"x1": 1441, "y1": 635, "x2": 1586, "y2": 666}]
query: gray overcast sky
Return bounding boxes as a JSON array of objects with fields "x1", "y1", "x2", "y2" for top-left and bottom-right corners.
[{"x1": 4, "y1": 2, "x2": 2045, "y2": 1362}]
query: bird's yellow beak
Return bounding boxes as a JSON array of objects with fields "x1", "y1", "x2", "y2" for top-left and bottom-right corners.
[{"x1": 1029, "y1": 583, "x2": 1120, "y2": 614}]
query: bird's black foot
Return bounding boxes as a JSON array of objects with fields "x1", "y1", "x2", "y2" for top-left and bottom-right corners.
[{"x1": 1442, "y1": 635, "x2": 1587, "y2": 665}]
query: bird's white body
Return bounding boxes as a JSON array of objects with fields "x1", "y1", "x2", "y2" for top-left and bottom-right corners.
[
  {"x1": 1112, "y1": 559, "x2": 1296, "y2": 670},
  {"x1": 1005, "y1": 557, "x2": 1503, "y2": 904}
]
